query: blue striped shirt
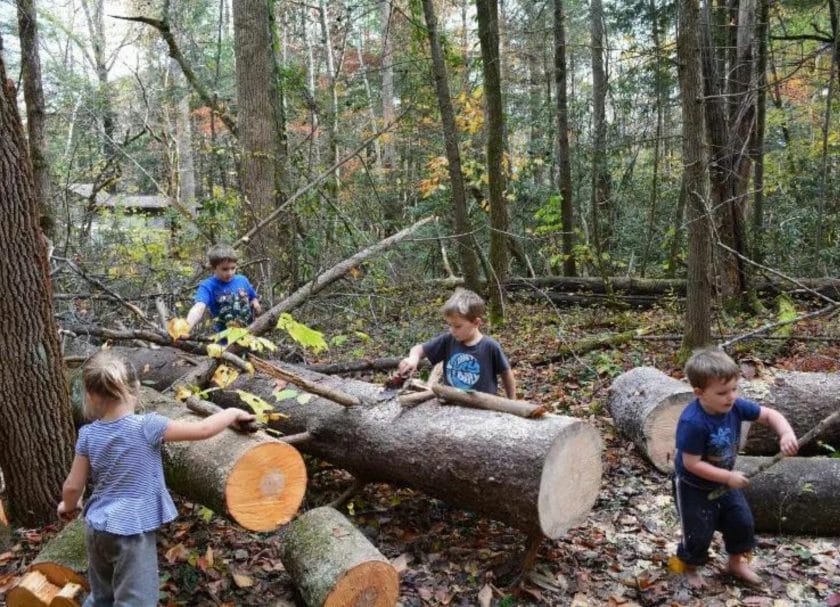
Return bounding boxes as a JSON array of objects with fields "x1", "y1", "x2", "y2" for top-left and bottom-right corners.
[{"x1": 77, "y1": 413, "x2": 178, "y2": 535}]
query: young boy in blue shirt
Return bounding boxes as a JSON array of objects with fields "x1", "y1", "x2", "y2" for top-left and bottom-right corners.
[
  {"x1": 672, "y1": 349, "x2": 798, "y2": 585},
  {"x1": 185, "y1": 244, "x2": 262, "y2": 334},
  {"x1": 398, "y1": 288, "x2": 516, "y2": 398}
]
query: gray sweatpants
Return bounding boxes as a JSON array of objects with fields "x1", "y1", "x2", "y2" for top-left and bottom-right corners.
[{"x1": 84, "y1": 526, "x2": 159, "y2": 607}]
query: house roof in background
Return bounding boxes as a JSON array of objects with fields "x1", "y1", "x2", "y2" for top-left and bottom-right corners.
[{"x1": 67, "y1": 184, "x2": 173, "y2": 210}]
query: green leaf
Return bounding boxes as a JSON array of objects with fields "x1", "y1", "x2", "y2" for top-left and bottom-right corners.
[
  {"x1": 276, "y1": 313, "x2": 328, "y2": 353},
  {"x1": 296, "y1": 393, "x2": 313, "y2": 405},
  {"x1": 235, "y1": 390, "x2": 275, "y2": 417},
  {"x1": 353, "y1": 331, "x2": 371, "y2": 343},
  {"x1": 198, "y1": 506, "x2": 214, "y2": 523},
  {"x1": 330, "y1": 334, "x2": 349, "y2": 346},
  {"x1": 273, "y1": 388, "x2": 299, "y2": 401},
  {"x1": 774, "y1": 295, "x2": 797, "y2": 337}
]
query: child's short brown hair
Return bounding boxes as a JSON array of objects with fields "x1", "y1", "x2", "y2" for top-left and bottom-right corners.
[
  {"x1": 207, "y1": 244, "x2": 238, "y2": 268},
  {"x1": 441, "y1": 288, "x2": 485, "y2": 321},
  {"x1": 684, "y1": 348, "x2": 740, "y2": 389}
]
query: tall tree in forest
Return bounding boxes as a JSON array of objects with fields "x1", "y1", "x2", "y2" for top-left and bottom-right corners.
[
  {"x1": 16, "y1": 0, "x2": 52, "y2": 233},
  {"x1": 677, "y1": 0, "x2": 713, "y2": 352},
  {"x1": 553, "y1": 0, "x2": 576, "y2": 277},
  {"x1": 233, "y1": 0, "x2": 288, "y2": 291},
  {"x1": 751, "y1": 0, "x2": 769, "y2": 265},
  {"x1": 421, "y1": 0, "x2": 481, "y2": 292},
  {"x1": 589, "y1": 0, "x2": 612, "y2": 264},
  {"x1": 380, "y1": 0, "x2": 401, "y2": 224},
  {"x1": 475, "y1": 0, "x2": 509, "y2": 323},
  {"x1": 0, "y1": 38, "x2": 75, "y2": 527}
]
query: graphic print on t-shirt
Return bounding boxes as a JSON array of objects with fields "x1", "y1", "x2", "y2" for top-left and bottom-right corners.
[
  {"x1": 216, "y1": 288, "x2": 252, "y2": 327},
  {"x1": 446, "y1": 352, "x2": 481, "y2": 389},
  {"x1": 706, "y1": 426, "x2": 736, "y2": 469}
]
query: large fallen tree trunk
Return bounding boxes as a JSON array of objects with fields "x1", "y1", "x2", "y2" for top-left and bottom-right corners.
[
  {"x1": 279, "y1": 506, "x2": 399, "y2": 607},
  {"x1": 120, "y1": 347, "x2": 603, "y2": 539},
  {"x1": 608, "y1": 367, "x2": 840, "y2": 471},
  {"x1": 738, "y1": 456, "x2": 840, "y2": 536}
]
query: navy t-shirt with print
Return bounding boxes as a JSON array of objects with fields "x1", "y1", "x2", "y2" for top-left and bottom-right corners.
[
  {"x1": 674, "y1": 397, "x2": 761, "y2": 490},
  {"x1": 195, "y1": 274, "x2": 258, "y2": 332},
  {"x1": 422, "y1": 333, "x2": 510, "y2": 395}
]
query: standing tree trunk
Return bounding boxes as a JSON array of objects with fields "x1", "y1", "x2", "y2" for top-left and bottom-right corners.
[
  {"x1": 379, "y1": 0, "x2": 401, "y2": 225},
  {"x1": 233, "y1": 0, "x2": 287, "y2": 293},
  {"x1": 475, "y1": 0, "x2": 509, "y2": 323},
  {"x1": 589, "y1": 0, "x2": 612, "y2": 265},
  {"x1": 751, "y1": 0, "x2": 769, "y2": 265},
  {"x1": 0, "y1": 42, "x2": 75, "y2": 526},
  {"x1": 16, "y1": 0, "x2": 52, "y2": 233},
  {"x1": 421, "y1": 0, "x2": 481, "y2": 292},
  {"x1": 554, "y1": 0, "x2": 577, "y2": 277},
  {"x1": 678, "y1": 0, "x2": 713, "y2": 353}
]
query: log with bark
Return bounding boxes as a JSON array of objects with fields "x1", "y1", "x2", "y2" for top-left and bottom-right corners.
[
  {"x1": 279, "y1": 506, "x2": 399, "y2": 607},
  {"x1": 608, "y1": 367, "x2": 840, "y2": 471},
  {"x1": 117, "y1": 347, "x2": 603, "y2": 539},
  {"x1": 607, "y1": 367, "x2": 694, "y2": 472},
  {"x1": 738, "y1": 456, "x2": 840, "y2": 535},
  {"x1": 5, "y1": 571, "x2": 63, "y2": 607}
]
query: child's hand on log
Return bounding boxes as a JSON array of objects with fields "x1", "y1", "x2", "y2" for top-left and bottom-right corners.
[
  {"x1": 57, "y1": 500, "x2": 81, "y2": 522},
  {"x1": 725, "y1": 471, "x2": 750, "y2": 489},
  {"x1": 779, "y1": 431, "x2": 798, "y2": 456}
]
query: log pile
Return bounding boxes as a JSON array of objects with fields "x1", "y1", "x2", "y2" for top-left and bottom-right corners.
[{"x1": 279, "y1": 507, "x2": 399, "y2": 607}]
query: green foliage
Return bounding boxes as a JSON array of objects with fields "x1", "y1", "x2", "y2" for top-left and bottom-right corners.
[
  {"x1": 774, "y1": 295, "x2": 797, "y2": 337},
  {"x1": 276, "y1": 313, "x2": 328, "y2": 353}
]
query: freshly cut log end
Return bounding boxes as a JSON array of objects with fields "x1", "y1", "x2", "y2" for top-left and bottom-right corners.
[
  {"x1": 608, "y1": 367, "x2": 694, "y2": 472},
  {"x1": 30, "y1": 517, "x2": 89, "y2": 589},
  {"x1": 225, "y1": 441, "x2": 307, "y2": 531},
  {"x1": 739, "y1": 456, "x2": 840, "y2": 536},
  {"x1": 5, "y1": 571, "x2": 60, "y2": 607},
  {"x1": 538, "y1": 419, "x2": 603, "y2": 538},
  {"x1": 280, "y1": 506, "x2": 399, "y2": 607},
  {"x1": 325, "y1": 561, "x2": 399, "y2": 607},
  {"x1": 51, "y1": 582, "x2": 86, "y2": 607}
]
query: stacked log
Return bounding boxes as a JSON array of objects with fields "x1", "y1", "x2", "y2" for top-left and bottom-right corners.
[
  {"x1": 607, "y1": 367, "x2": 694, "y2": 472},
  {"x1": 279, "y1": 507, "x2": 399, "y2": 607},
  {"x1": 738, "y1": 456, "x2": 840, "y2": 535},
  {"x1": 116, "y1": 347, "x2": 604, "y2": 539}
]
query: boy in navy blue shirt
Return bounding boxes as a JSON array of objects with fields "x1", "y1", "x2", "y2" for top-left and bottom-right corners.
[
  {"x1": 186, "y1": 244, "x2": 262, "y2": 334},
  {"x1": 398, "y1": 288, "x2": 516, "y2": 398},
  {"x1": 672, "y1": 349, "x2": 798, "y2": 585}
]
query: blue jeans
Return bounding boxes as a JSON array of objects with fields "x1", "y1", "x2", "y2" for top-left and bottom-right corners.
[
  {"x1": 673, "y1": 475, "x2": 756, "y2": 566},
  {"x1": 84, "y1": 526, "x2": 159, "y2": 606}
]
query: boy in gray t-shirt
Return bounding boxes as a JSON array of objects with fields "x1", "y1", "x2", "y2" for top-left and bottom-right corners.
[{"x1": 399, "y1": 289, "x2": 516, "y2": 398}]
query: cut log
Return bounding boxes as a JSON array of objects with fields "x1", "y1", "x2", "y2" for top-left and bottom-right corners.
[
  {"x1": 607, "y1": 367, "x2": 694, "y2": 472},
  {"x1": 129, "y1": 352, "x2": 603, "y2": 539},
  {"x1": 29, "y1": 518, "x2": 89, "y2": 589},
  {"x1": 738, "y1": 370, "x2": 840, "y2": 455},
  {"x1": 137, "y1": 388, "x2": 307, "y2": 531},
  {"x1": 738, "y1": 456, "x2": 840, "y2": 536},
  {"x1": 5, "y1": 571, "x2": 61, "y2": 607},
  {"x1": 279, "y1": 506, "x2": 399, "y2": 607},
  {"x1": 51, "y1": 583, "x2": 86, "y2": 607}
]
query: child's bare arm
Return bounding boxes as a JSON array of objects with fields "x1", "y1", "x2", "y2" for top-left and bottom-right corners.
[
  {"x1": 682, "y1": 452, "x2": 749, "y2": 488},
  {"x1": 398, "y1": 344, "x2": 426, "y2": 376},
  {"x1": 58, "y1": 455, "x2": 89, "y2": 519},
  {"x1": 501, "y1": 369, "x2": 516, "y2": 399},
  {"x1": 164, "y1": 408, "x2": 255, "y2": 442},
  {"x1": 251, "y1": 299, "x2": 262, "y2": 317},
  {"x1": 756, "y1": 406, "x2": 798, "y2": 455},
  {"x1": 185, "y1": 302, "x2": 207, "y2": 331}
]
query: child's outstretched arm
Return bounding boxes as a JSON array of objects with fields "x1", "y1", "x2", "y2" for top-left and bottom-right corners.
[
  {"x1": 58, "y1": 455, "x2": 89, "y2": 520},
  {"x1": 501, "y1": 369, "x2": 517, "y2": 399},
  {"x1": 756, "y1": 406, "x2": 799, "y2": 455},
  {"x1": 251, "y1": 298, "x2": 262, "y2": 317},
  {"x1": 185, "y1": 302, "x2": 207, "y2": 332},
  {"x1": 398, "y1": 344, "x2": 426, "y2": 376},
  {"x1": 164, "y1": 407, "x2": 256, "y2": 442}
]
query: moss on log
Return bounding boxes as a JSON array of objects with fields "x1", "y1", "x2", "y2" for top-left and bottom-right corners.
[{"x1": 30, "y1": 517, "x2": 88, "y2": 588}]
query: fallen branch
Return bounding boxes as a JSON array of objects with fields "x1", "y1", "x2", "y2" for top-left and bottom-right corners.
[
  {"x1": 431, "y1": 384, "x2": 547, "y2": 418},
  {"x1": 527, "y1": 328, "x2": 647, "y2": 367},
  {"x1": 709, "y1": 408, "x2": 840, "y2": 500},
  {"x1": 250, "y1": 356, "x2": 361, "y2": 408},
  {"x1": 719, "y1": 303, "x2": 839, "y2": 349}
]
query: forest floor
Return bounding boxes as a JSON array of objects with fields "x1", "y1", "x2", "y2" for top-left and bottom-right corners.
[{"x1": 1, "y1": 294, "x2": 839, "y2": 606}]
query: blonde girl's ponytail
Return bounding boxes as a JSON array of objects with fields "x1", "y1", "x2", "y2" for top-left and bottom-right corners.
[{"x1": 82, "y1": 351, "x2": 140, "y2": 419}]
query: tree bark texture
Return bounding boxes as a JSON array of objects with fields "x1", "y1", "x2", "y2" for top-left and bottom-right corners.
[
  {"x1": 279, "y1": 506, "x2": 399, "y2": 607},
  {"x1": 0, "y1": 51, "x2": 76, "y2": 526},
  {"x1": 589, "y1": 0, "x2": 612, "y2": 258},
  {"x1": 114, "y1": 347, "x2": 603, "y2": 539},
  {"x1": 738, "y1": 456, "x2": 840, "y2": 536},
  {"x1": 553, "y1": 0, "x2": 576, "y2": 277},
  {"x1": 608, "y1": 367, "x2": 694, "y2": 472}
]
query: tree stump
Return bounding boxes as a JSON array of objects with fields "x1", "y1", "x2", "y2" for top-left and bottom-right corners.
[
  {"x1": 279, "y1": 507, "x2": 399, "y2": 607},
  {"x1": 137, "y1": 387, "x2": 307, "y2": 531},
  {"x1": 738, "y1": 456, "x2": 840, "y2": 536},
  {"x1": 29, "y1": 518, "x2": 88, "y2": 588},
  {"x1": 607, "y1": 367, "x2": 694, "y2": 472}
]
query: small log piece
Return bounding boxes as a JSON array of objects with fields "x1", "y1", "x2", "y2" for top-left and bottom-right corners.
[
  {"x1": 29, "y1": 518, "x2": 89, "y2": 589},
  {"x1": 738, "y1": 456, "x2": 840, "y2": 536},
  {"x1": 51, "y1": 583, "x2": 86, "y2": 607},
  {"x1": 607, "y1": 367, "x2": 694, "y2": 472},
  {"x1": 5, "y1": 571, "x2": 61, "y2": 607},
  {"x1": 279, "y1": 506, "x2": 399, "y2": 607}
]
